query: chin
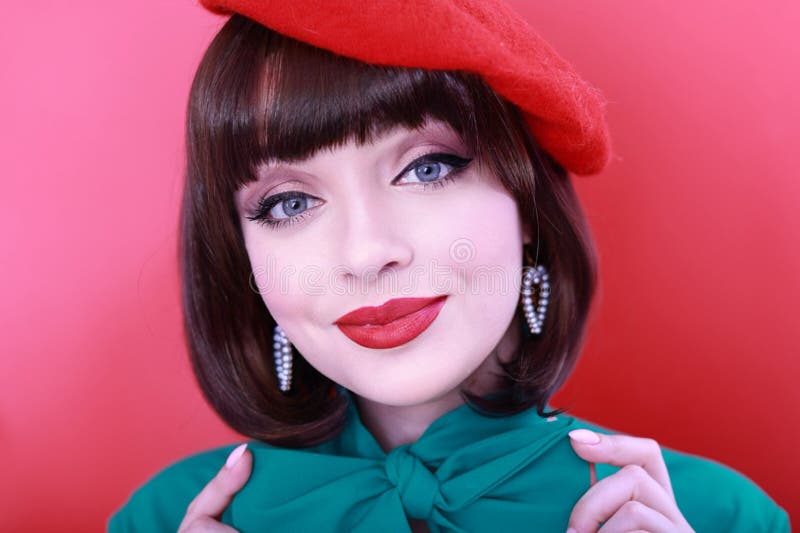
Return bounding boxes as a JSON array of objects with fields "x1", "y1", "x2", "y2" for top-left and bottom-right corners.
[{"x1": 346, "y1": 371, "x2": 468, "y2": 407}]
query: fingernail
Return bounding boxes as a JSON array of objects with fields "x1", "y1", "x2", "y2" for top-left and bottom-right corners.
[
  {"x1": 566, "y1": 528, "x2": 578, "y2": 533},
  {"x1": 568, "y1": 429, "x2": 601, "y2": 445},
  {"x1": 225, "y1": 443, "x2": 248, "y2": 469}
]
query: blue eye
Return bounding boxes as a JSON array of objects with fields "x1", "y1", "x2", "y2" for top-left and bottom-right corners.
[
  {"x1": 394, "y1": 153, "x2": 473, "y2": 187},
  {"x1": 246, "y1": 191, "x2": 322, "y2": 229},
  {"x1": 415, "y1": 162, "x2": 443, "y2": 181},
  {"x1": 276, "y1": 197, "x2": 309, "y2": 217}
]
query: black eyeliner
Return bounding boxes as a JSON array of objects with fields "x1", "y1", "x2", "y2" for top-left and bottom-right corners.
[
  {"x1": 246, "y1": 190, "x2": 310, "y2": 222},
  {"x1": 392, "y1": 152, "x2": 473, "y2": 183}
]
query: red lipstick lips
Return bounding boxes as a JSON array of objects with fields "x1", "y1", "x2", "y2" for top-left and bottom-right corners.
[{"x1": 334, "y1": 295, "x2": 448, "y2": 349}]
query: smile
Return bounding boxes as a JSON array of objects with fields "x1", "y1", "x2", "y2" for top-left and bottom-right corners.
[{"x1": 334, "y1": 295, "x2": 448, "y2": 349}]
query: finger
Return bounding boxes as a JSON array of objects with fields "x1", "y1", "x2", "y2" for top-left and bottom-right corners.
[
  {"x1": 596, "y1": 500, "x2": 675, "y2": 533},
  {"x1": 180, "y1": 515, "x2": 242, "y2": 533},
  {"x1": 567, "y1": 464, "x2": 681, "y2": 533},
  {"x1": 568, "y1": 429, "x2": 674, "y2": 498},
  {"x1": 183, "y1": 443, "x2": 253, "y2": 522}
]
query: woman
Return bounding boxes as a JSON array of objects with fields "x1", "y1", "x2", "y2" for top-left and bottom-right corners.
[{"x1": 109, "y1": 1, "x2": 789, "y2": 531}]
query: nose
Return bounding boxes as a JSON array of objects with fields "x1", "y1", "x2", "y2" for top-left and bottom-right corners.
[{"x1": 334, "y1": 189, "x2": 414, "y2": 285}]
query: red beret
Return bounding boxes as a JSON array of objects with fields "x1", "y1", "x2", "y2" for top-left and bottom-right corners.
[{"x1": 200, "y1": 0, "x2": 612, "y2": 176}]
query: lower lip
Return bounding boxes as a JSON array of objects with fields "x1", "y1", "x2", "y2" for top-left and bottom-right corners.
[{"x1": 336, "y1": 297, "x2": 448, "y2": 349}]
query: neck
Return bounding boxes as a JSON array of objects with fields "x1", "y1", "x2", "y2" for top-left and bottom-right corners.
[{"x1": 352, "y1": 314, "x2": 523, "y2": 452}]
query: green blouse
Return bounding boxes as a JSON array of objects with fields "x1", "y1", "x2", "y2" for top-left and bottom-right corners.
[{"x1": 108, "y1": 389, "x2": 789, "y2": 532}]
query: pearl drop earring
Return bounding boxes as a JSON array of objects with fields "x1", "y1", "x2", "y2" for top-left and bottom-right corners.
[
  {"x1": 521, "y1": 264, "x2": 550, "y2": 335},
  {"x1": 273, "y1": 324, "x2": 293, "y2": 393}
]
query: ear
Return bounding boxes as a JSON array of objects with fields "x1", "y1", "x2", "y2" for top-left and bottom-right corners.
[{"x1": 521, "y1": 220, "x2": 534, "y2": 247}]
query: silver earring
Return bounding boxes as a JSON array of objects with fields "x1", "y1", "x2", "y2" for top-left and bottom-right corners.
[
  {"x1": 273, "y1": 325, "x2": 293, "y2": 393},
  {"x1": 521, "y1": 264, "x2": 550, "y2": 335}
]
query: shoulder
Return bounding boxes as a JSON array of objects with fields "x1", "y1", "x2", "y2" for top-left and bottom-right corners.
[
  {"x1": 570, "y1": 418, "x2": 791, "y2": 533},
  {"x1": 657, "y1": 445, "x2": 790, "y2": 532},
  {"x1": 107, "y1": 443, "x2": 244, "y2": 533}
]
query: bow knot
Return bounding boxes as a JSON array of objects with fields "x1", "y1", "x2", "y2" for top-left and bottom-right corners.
[{"x1": 384, "y1": 444, "x2": 440, "y2": 519}]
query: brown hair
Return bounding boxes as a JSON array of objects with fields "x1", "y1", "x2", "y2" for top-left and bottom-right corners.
[{"x1": 180, "y1": 14, "x2": 599, "y2": 447}]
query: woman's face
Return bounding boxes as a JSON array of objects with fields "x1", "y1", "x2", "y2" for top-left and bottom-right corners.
[{"x1": 236, "y1": 119, "x2": 531, "y2": 406}]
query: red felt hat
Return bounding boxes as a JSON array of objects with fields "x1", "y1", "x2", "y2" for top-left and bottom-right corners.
[{"x1": 200, "y1": 0, "x2": 612, "y2": 176}]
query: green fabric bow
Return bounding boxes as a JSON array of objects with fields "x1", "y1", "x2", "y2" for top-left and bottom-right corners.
[{"x1": 224, "y1": 389, "x2": 595, "y2": 532}]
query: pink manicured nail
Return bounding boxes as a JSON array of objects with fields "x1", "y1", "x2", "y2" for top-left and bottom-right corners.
[
  {"x1": 566, "y1": 528, "x2": 578, "y2": 533},
  {"x1": 568, "y1": 429, "x2": 601, "y2": 445},
  {"x1": 225, "y1": 443, "x2": 248, "y2": 469}
]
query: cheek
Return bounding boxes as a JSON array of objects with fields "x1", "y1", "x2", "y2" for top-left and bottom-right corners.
[
  {"x1": 445, "y1": 188, "x2": 524, "y2": 269},
  {"x1": 397, "y1": 187, "x2": 524, "y2": 363},
  {"x1": 242, "y1": 231, "x2": 313, "y2": 323},
  {"x1": 458, "y1": 190, "x2": 525, "y2": 323}
]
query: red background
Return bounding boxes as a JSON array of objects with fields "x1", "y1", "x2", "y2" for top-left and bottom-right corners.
[{"x1": 1, "y1": 1, "x2": 797, "y2": 530}]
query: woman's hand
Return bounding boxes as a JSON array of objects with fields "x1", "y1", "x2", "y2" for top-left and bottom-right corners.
[
  {"x1": 566, "y1": 429, "x2": 695, "y2": 533},
  {"x1": 177, "y1": 443, "x2": 253, "y2": 533}
]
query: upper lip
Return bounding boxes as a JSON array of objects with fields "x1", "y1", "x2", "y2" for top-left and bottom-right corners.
[{"x1": 334, "y1": 295, "x2": 448, "y2": 326}]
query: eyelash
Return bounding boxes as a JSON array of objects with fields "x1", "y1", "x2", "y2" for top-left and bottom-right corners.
[{"x1": 245, "y1": 152, "x2": 473, "y2": 230}]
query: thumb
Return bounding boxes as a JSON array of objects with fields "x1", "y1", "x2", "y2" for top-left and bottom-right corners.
[{"x1": 185, "y1": 443, "x2": 254, "y2": 521}]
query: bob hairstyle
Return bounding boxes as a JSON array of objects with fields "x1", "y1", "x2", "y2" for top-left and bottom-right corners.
[{"x1": 180, "y1": 14, "x2": 599, "y2": 447}]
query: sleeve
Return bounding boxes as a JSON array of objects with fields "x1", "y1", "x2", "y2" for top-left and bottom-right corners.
[{"x1": 106, "y1": 445, "x2": 238, "y2": 533}]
